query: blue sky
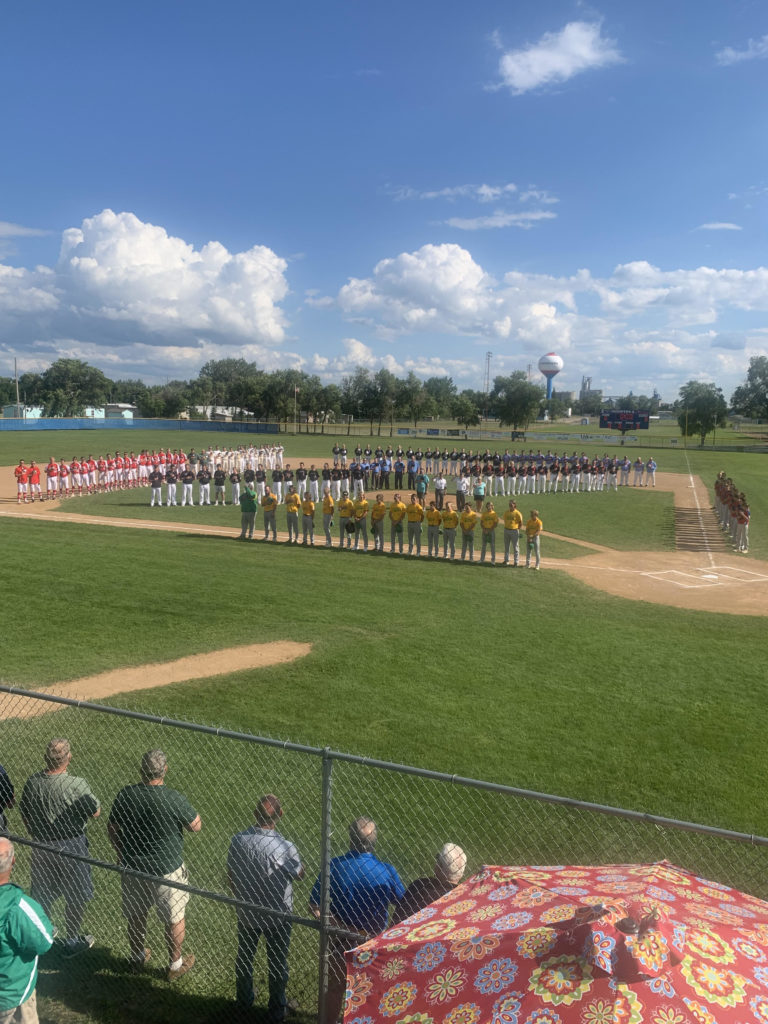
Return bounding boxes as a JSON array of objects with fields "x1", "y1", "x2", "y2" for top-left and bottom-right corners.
[{"x1": 1, "y1": 0, "x2": 767, "y2": 401}]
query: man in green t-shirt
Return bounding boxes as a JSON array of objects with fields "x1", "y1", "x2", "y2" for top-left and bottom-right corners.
[
  {"x1": 238, "y1": 485, "x2": 257, "y2": 540},
  {"x1": 108, "y1": 749, "x2": 201, "y2": 982},
  {"x1": 20, "y1": 738, "x2": 100, "y2": 959}
]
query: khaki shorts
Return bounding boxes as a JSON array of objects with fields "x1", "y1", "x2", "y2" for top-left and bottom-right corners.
[{"x1": 121, "y1": 864, "x2": 189, "y2": 925}]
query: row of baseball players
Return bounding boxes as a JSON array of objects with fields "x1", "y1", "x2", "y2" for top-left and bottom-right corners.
[
  {"x1": 714, "y1": 472, "x2": 751, "y2": 554},
  {"x1": 238, "y1": 488, "x2": 545, "y2": 568}
]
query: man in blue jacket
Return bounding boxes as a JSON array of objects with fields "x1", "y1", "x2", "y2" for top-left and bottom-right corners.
[
  {"x1": 309, "y1": 818, "x2": 404, "y2": 1024},
  {"x1": 0, "y1": 837, "x2": 54, "y2": 1024}
]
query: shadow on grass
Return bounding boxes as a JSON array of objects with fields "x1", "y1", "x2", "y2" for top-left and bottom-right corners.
[{"x1": 38, "y1": 944, "x2": 315, "y2": 1024}]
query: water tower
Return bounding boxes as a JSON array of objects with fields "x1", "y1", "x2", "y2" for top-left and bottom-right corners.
[{"x1": 538, "y1": 352, "x2": 563, "y2": 400}]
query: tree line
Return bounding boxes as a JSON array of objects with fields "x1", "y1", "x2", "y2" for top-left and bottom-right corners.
[
  {"x1": 0, "y1": 358, "x2": 549, "y2": 433},
  {"x1": 1, "y1": 355, "x2": 766, "y2": 441}
]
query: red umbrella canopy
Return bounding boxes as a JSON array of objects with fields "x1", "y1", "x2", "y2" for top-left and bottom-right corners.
[{"x1": 343, "y1": 861, "x2": 768, "y2": 1024}]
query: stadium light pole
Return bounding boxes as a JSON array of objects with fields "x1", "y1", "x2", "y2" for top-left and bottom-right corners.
[{"x1": 294, "y1": 386, "x2": 299, "y2": 435}]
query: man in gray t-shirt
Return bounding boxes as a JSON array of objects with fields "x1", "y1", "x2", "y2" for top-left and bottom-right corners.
[
  {"x1": 20, "y1": 738, "x2": 100, "y2": 958},
  {"x1": 227, "y1": 794, "x2": 304, "y2": 1019}
]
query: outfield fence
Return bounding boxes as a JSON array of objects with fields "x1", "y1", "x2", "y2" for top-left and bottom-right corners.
[{"x1": 1, "y1": 685, "x2": 767, "y2": 1024}]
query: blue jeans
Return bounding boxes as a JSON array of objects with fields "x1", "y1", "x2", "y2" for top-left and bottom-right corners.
[{"x1": 235, "y1": 920, "x2": 292, "y2": 1019}]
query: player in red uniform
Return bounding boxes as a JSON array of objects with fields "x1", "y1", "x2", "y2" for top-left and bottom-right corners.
[
  {"x1": 28, "y1": 461, "x2": 41, "y2": 501},
  {"x1": 59, "y1": 460, "x2": 71, "y2": 497},
  {"x1": 14, "y1": 460, "x2": 29, "y2": 503},
  {"x1": 45, "y1": 458, "x2": 59, "y2": 499},
  {"x1": 70, "y1": 458, "x2": 83, "y2": 495}
]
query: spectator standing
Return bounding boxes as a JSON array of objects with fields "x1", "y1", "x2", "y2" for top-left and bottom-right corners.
[
  {"x1": 20, "y1": 739, "x2": 100, "y2": 958},
  {"x1": 0, "y1": 837, "x2": 54, "y2": 1024},
  {"x1": 310, "y1": 818, "x2": 404, "y2": 1024},
  {"x1": 0, "y1": 766, "x2": 14, "y2": 836},
  {"x1": 227, "y1": 795, "x2": 304, "y2": 1019},
  {"x1": 393, "y1": 843, "x2": 467, "y2": 924},
  {"x1": 108, "y1": 749, "x2": 200, "y2": 980}
]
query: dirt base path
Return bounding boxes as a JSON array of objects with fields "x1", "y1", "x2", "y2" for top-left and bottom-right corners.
[
  {"x1": 2, "y1": 464, "x2": 765, "y2": 617},
  {"x1": 0, "y1": 641, "x2": 312, "y2": 717}
]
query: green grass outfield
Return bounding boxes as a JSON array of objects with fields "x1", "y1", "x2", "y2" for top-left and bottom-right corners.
[{"x1": 1, "y1": 427, "x2": 765, "y2": 1023}]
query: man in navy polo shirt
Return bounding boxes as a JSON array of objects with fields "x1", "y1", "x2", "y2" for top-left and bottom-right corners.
[{"x1": 310, "y1": 817, "x2": 403, "y2": 1024}]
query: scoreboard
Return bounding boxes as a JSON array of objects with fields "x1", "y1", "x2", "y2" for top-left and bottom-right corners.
[{"x1": 599, "y1": 410, "x2": 650, "y2": 430}]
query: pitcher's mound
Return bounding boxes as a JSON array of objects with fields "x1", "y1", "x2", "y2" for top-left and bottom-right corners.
[{"x1": 0, "y1": 641, "x2": 312, "y2": 718}]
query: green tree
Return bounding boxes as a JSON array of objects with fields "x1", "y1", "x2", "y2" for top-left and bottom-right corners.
[
  {"x1": 451, "y1": 393, "x2": 481, "y2": 429},
  {"x1": 39, "y1": 359, "x2": 112, "y2": 416},
  {"x1": 396, "y1": 372, "x2": 437, "y2": 428},
  {"x1": 490, "y1": 373, "x2": 544, "y2": 430},
  {"x1": 18, "y1": 372, "x2": 44, "y2": 407},
  {"x1": 340, "y1": 368, "x2": 373, "y2": 434},
  {"x1": 316, "y1": 384, "x2": 341, "y2": 432},
  {"x1": 373, "y1": 369, "x2": 399, "y2": 435},
  {"x1": 112, "y1": 379, "x2": 149, "y2": 408},
  {"x1": 731, "y1": 356, "x2": 768, "y2": 421},
  {"x1": 423, "y1": 376, "x2": 457, "y2": 418},
  {"x1": 677, "y1": 381, "x2": 728, "y2": 445}
]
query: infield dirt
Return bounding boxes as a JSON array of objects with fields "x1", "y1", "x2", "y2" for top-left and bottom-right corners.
[{"x1": 2, "y1": 463, "x2": 765, "y2": 619}]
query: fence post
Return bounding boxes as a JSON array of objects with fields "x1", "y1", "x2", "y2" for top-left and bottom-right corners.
[{"x1": 317, "y1": 747, "x2": 333, "y2": 1024}]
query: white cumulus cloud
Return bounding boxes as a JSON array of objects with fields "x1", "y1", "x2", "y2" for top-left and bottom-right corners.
[
  {"x1": 716, "y1": 34, "x2": 768, "y2": 66},
  {"x1": 697, "y1": 222, "x2": 742, "y2": 231},
  {"x1": 495, "y1": 21, "x2": 623, "y2": 95},
  {"x1": 0, "y1": 210, "x2": 291, "y2": 378},
  {"x1": 333, "y1": 244, "x2": 768, "y2": 395},
  {"x1": 445, "y1": 209, "x2": 557, "y2": 231}
]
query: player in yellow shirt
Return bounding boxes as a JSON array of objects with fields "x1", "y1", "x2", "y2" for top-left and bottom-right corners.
[
  {"x1": 322, "y1": 488, "x2": 335, "y2": 547},
  {"x1": 480, "y1": 501, "x2": 499, "y2": 565},
  {"x1": 405, "y1": 493, "x2": 425, "y2": 556},
  {"x1": 441, "y1": 501, "x2": 459, "y2": 559},
  {"x1": 502, "y1": 499, "x2": 524, "y2": 566},
  {"x1": 425, "y1": 500, "x2": 442, "y2": 557},
  {"x1": 301, "y1": 494, "x2": 316, "y2": 545},
  {"x1": 525, "y1": 509, "x2": 543, "y2": 570},
  {"x1": 389, "y1": 493, "x2": 407, "y2": 554},
  {"x1": 460, "y1": 506, "x2": 477, "y2": 562},
  {"x1": 285, "y1": 486, "x2": 301, "y2": 543},
  {"x1": 261, "y1": 486, "x2": 278, "y2": 541},
  {"x1": 337, "y1": 490, "x2": 355, "y2": 549},
  {"x1": 370, "y1": 493, "x2": 388, "y2": 553},
  {"x1": 353, "y1": 493, "x2": 369, "y2": 551}
]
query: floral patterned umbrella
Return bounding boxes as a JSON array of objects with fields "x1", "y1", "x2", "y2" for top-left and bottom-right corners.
[{"x1": 343, "y1": 861, "x2": 768, "y2": 1024}]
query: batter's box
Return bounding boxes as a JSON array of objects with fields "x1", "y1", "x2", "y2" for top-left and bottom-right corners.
[
  {"x1": 643, "y1": 570, "x2": 720, "y2": 588},
  {"x1": 706, "y1": 565, "x2": 768, "y2": 583}
]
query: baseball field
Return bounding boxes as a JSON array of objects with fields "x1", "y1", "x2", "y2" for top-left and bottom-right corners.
[{"x1": 0, "y1": 425, "x2": 766, "y2": 1023}]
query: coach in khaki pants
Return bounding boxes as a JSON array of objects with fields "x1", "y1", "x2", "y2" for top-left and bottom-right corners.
[{"x1": 108, "y1": 750, "x2": 201, "y2": 981}]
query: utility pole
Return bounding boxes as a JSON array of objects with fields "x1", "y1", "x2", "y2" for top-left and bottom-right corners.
[
  {"x1": 14, "y1": 358, "x2": 22, "y2": 418},
  {"x1": 483, "y1": 351, "x2": 492, "y2": 420}
]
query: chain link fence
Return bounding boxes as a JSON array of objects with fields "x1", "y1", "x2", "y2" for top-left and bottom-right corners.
[{"x1": 1, "y1": 684, "x2": 766, "y2": 1024}]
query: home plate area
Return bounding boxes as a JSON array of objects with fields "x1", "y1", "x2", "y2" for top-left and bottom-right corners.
[{"x1": 644, "y1": 565, "x2": 768, "y2": 589}]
